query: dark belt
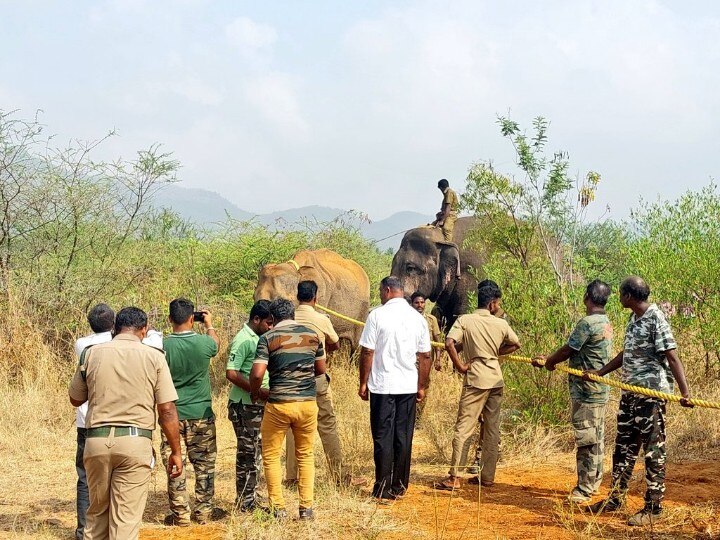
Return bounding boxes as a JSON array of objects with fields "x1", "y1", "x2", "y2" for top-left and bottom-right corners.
[{"x1": 86, "y1": 426, "x2": 152, "y2": 439}]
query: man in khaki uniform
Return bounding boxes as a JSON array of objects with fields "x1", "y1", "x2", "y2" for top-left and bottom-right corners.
[
  {"x1": 410, "y1": 292, "x2": 443, "y2": 369},
  {"x1": 69, "y1": 307, "x2": 183, "y2": 540},
  {"x1": 434, "y1": 281, "x2": 520, "y2": 490},
  {"x1": 431, "y1": 178, "x2": 459, "y2": 242},
  {"x1": 286, "y1": 280, "x2": 365, "y2": 487}
]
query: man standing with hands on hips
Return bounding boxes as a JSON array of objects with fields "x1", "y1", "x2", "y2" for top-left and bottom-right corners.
[
  {"x1": 358, "y1": 276, "x2": 431, "y2": 501},
  {"x1": 69, "y1": 306, "x2": 182, "y2": 540}
]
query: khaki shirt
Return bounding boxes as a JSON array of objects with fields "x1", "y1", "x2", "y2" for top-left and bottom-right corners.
[
  {"x1": 442, "y1": 188, "x2": 459, "y2": 215},
  {"x1": 447, "y1": 309, "x2": 520, "y2": 389},
  {"x1": 424, "y1": 313, "x2": 442, "y2": 344},
  {"x1": 69, "y1": 334, "x2": 178, "y2": 430},
  {"x1": 294, "y1": 304, "x2": 339, "y2": 349}
]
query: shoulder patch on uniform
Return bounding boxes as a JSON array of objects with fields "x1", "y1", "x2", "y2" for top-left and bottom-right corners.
[
  {"x1": 78, "y1": 344, "x2": 98, "y2": 367},
  {"x1": 79, "y1": 344, "x2": 97, "y2": 381}
]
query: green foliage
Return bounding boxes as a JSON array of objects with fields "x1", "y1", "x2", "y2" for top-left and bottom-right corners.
[
  {"x1": 627, "y1": 185, "x2": 720, "y2": 376},
  {"x1": 462, "y1": 115, "x2": 616, "y2": 423}
]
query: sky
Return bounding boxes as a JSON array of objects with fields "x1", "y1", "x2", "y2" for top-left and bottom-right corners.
[{"x1": 1, "y1": 0, "x2": 719, "y2": 221}]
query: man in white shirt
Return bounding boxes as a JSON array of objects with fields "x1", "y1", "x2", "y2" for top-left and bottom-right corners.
[
  {"x1": 358, "y1": 276, "x2": 431, "y2": 500},
  {"x1": 73, "y1": 304, "x2": 163, "y2": 540}
]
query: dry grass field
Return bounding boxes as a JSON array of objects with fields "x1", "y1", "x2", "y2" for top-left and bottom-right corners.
[{"x1": 2, "y1": 340, "x2": 720, "y2": 540}]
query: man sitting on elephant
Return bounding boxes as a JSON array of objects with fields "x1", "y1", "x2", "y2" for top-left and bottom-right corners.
[{"x1": 431, "y1": 178, "x2": 459, "y2": 243}]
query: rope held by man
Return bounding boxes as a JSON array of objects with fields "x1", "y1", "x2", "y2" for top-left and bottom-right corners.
[{"x1": 314, "y1": 303, "x2": 720, "y2": 410}]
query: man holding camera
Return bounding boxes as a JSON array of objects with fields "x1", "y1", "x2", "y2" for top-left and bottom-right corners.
[{"x1": 161, "y1": 298, "x2": 221, "y2": 526}]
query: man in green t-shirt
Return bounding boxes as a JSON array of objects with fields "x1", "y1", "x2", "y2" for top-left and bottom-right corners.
[
  {"x1": 161, "y1": 298, "x2": 220, "y2": 526},
  {"x1": 226, "y1": 300, "x2": 274, "y2": 511},
  {"x1": 532, "y1": 280, "x2": 613, "y2": 504}
]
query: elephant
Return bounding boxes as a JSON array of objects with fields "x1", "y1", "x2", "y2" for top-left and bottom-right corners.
[
  {"x1": 254, "y1": 248, "x2": 370, "y2": 348},
  {"x1": 391, "y1": 217, "x2": 484, "y2": 332}
]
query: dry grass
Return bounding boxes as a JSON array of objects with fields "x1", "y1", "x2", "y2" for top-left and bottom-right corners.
[{"x1": 2, "y1": 330, "x2": 720, "y2": 539}]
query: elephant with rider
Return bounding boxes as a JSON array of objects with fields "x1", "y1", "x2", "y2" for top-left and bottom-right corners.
[{"x1": 391, "y1": 217, "x2": 484, "y2": 332}]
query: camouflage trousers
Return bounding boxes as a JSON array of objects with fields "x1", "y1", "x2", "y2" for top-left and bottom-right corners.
[
  {"x1": 609, "y1": 394, "x2": 666, "y2": 505},
  {"x1": 160, "y1": 416, "x2": 217, "y2": 522},
  {"x1": 571, "y1": 400, "x2": 606, "y2": 497},
  {"x1": 228, "y1": 402, "x2": 264, "y2": 508}
]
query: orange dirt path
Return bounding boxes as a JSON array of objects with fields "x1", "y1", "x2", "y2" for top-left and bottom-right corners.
[{"x1": 383, "y1": 460, "x2": 720, "y2": 539}]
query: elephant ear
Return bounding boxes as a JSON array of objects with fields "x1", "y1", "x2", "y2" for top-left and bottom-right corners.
[
  {"x1": 298, "y1": 265, "x2": 327, "y2": 303},
  {"x1": 435, "y1": 242, "x2": 460, "y2": 296}
]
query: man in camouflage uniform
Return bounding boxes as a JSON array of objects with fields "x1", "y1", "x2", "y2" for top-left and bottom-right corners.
[
  {"x1": 226, "y1": 300, "x2": 274, "y2": 511},
  {"x1": 584, "y1": 276, "x2": 693, "y2": 526},
  {"x1": 161, "y1": 299, "x2": 222, "y2": 526},
  {"x1": 533, "y1": 280, "x2": 613, "y2": 503}
]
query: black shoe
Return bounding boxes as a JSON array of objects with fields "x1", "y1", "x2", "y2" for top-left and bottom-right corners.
[
  {"x1": 259, "y1": 506, "x2": 288, "y2": 520},
  {"x1": 586, "y1": 498, "x2": 623, "y2": 513},
  {"x1": 628, "y1": 505, "x2": 664, "y2": 526},
  {"x1": 298, "y1": 507, "x2": 315, "y2": 521},
  {"x1": 373, "y1": 491, "x2": 399, "y2": 502},
  {"x1": 239, "y1": 502, "x2": 256, "y2": 513},
  {"x1": 163, "y1": 514, "x2": 191, "y2": 527}
]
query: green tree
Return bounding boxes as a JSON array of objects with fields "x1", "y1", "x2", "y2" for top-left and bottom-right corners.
[
  {"x1": 627, "y1": 184, "x2": 720, "y2": 376},
  {"x1": 461, "y1": 115, "x2": 609, "y2": 422}
]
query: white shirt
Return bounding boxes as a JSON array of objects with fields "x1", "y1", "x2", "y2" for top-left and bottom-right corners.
[
  {"x1": 359, "y1": 297, "x2": 431, "y2": 395},
  {"x1": 74, "y1": 329, "x2": 164, "y2": 428}
]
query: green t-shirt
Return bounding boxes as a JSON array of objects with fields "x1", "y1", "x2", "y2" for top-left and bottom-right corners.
[
  {"x1": 163, "y1": 331, "x2": 218, "y2": 420},
  {"x1": 567, "y1": 314, "x2": 613, "y2": 404},
  {"x1": 227, "y1": 324, "x2": 269, "y2": 404},
  {"x1": 254, "y1": 321, "x2": 324, "y2": 403}
]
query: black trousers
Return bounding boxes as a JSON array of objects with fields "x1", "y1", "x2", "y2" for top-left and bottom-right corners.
[
  {"x1": 369, "y1": 393, "x2": 417, "y2": 498},
  {"x1": 76, "y1": 428, "x2": 89, "y2": 540}
]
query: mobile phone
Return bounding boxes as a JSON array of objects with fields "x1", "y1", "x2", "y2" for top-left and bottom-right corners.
[{"x1": 193, "y1": 311, "x2": 205, "y2": 323}]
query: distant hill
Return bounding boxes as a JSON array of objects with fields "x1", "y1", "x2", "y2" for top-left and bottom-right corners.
[
  {"x1": 363, "y1": 211, "x2": 433, "y2": 251},
  {"x1": 156, "y1": 185, "x2": 252, "y2": 224},
  {"x1": 153, "y1": 184, "x2": 433, "y2": 250}
]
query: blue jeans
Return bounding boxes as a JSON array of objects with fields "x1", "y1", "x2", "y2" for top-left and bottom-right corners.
[{"x1": 76, "y1": 428, "x2": 89, "y2": 540}]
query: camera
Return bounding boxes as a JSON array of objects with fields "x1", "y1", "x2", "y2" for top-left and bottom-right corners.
[{"x1": 193, "y1": 311, "x2": 206, "y2": 323}]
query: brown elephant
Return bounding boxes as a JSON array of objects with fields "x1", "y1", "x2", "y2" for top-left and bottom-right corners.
[
  {"x1": 254, "y1": 248, "x2": 370, "y2": 348},
  {"x1": 391, "y1": 217, "x2": 484, "y2": 332}
]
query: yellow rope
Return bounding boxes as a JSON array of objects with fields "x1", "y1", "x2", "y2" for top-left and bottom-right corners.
[{"x1": 315, "y1": 303, "x2": 720, "y2": 410}]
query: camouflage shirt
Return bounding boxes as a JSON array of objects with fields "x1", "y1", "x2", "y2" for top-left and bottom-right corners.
[
  {"x1": 621, "y1": 303, "x2": 677, "y2": 394},
  {"x1": 253, "y1": 320, "x2": 325, "y2": 403},
  {"x1": 567, "y1": 314, "x2": 613, "y2": 404}
]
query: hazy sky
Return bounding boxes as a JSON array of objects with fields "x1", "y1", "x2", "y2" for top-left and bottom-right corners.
[{"x1": 2, "y1": 0, "x2": 719, "y2": 220}]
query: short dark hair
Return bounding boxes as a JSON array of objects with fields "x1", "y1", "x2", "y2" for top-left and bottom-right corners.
[
  {"x1": 270, "y1": 298, "x2": 294, "y2": 322},
  {"x1": 380, "y1": 275, "x2": 404, "y2": 292},
  {"x1": 410, "y1": 291, "x2": 426, "y2": 302},
  {"x1": 438, "y1": 178, "x2": 449, "y2": 189},
  {"x1": 88, "y1": 303, "x2": 115, "y2": 334},
  {"x1": 586, "y1": 279, "x2": 611, "y2": 306},
  {"x1": 477, "y1": 279, "x2": 497, "y2": 290},
  {"x1": 620, "y1": 276, "x2": 650, "y2": 302},
  {"x1": 249, "y1": 299, "x2": 272, "y2": 321},
  {"x1": 297, "y1": 280, "x2": 318, "y2": 302},
  {"x1": 114, "y1": 307, "x2": 147, "y2": 333},
  {"x1": 169, "y1": 298, "x2": 194, "y2": 325},
  {"x1": 477, "y1": 282, "x2": 502, "y2": 308}
]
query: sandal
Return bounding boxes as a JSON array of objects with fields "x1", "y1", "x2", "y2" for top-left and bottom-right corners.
[{"x1": 433, "y1": 477, "x2": 461, "y2": 491}]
